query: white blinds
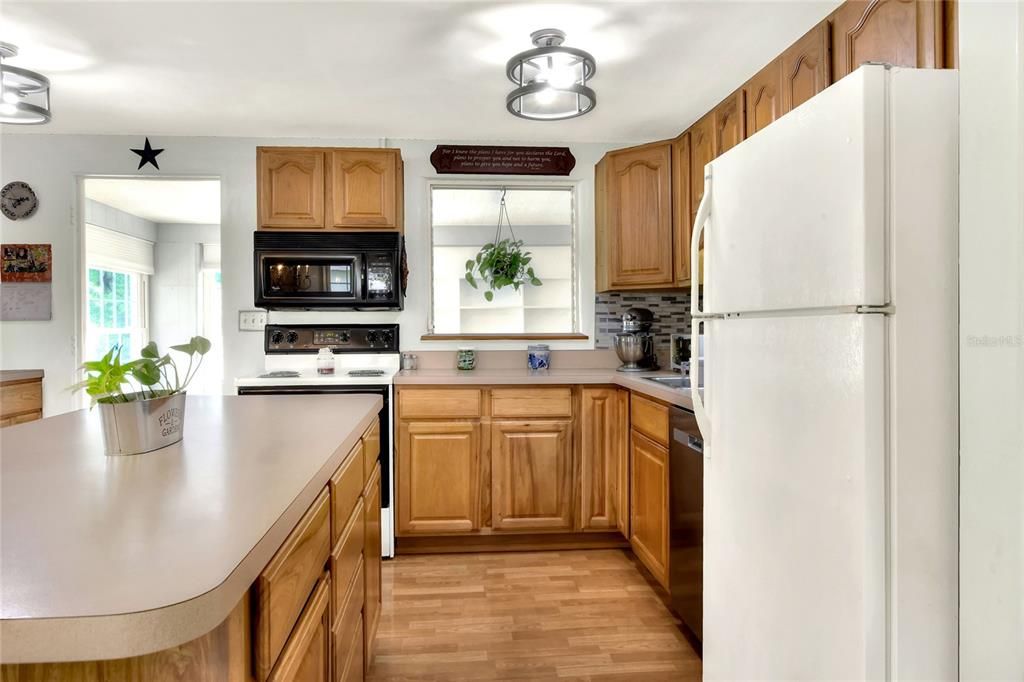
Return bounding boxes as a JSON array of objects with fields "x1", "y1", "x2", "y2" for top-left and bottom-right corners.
[{"x1": 86, "y1": 224, "x2": 155, "y2": 275}]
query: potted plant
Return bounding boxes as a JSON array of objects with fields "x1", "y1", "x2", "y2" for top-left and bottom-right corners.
[
  {"x1": 463, "y1": 189, "x2": 542, "y2": 302},
  {"x1": 72, "y1": 336, "x2": 211, "y2": 456}
]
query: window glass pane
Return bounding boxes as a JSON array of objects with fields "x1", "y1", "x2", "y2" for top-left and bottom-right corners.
[{"x1": 431, "y1": 186, "x2": 576, "y2": 335}]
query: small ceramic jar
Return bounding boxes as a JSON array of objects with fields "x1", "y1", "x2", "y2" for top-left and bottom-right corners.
[
  {"x1": 316, "y1": 347, "x2": 336, "y2": 375},
  {"x1": 401, "y1": 352, "x2": 418, "y2": 371},
  {"x1": 527, "y1": 344, "x2": 551, "y2": 370},
  {"x1": 457, "y1": 347, "x2": 476, "y2": 371}
]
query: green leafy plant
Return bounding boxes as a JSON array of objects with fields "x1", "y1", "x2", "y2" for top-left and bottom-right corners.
[
  {"x1": 464, "y1": 239, "x2": 542, "y2": 302},
  {"x1": 462, "y1": 188, "x2": 542, "y2": 302},
  {"x1": 71, "y1": 336, "x2": 212, "y2": 407}
]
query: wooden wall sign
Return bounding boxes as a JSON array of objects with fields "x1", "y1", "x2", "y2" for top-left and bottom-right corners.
[{"x1": 430, "y1": 145, "x2": 576, "y2": 176}]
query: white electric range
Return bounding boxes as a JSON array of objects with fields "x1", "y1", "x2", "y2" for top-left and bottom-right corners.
[{"x1": 235, "y1": 323, "x2": 400, "y2": 558}]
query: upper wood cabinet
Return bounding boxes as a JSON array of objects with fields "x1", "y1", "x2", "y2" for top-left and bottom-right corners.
[
  {"x1": 491, "y1": 420, "x2": 574, "y2": 532},
  {"x1": 258, "y1": 148, "x2": 326, "y2": 229},
  {"x1": 782, "y1": 20, "x2": 832, "y2": 114},
  {"x1": 328, "y1": 149, "x2": 403, "y2": 230},
  {"x1": 713, "y1": 89, "x2": 746, "y2": 157},
  {"x1": 580, "y1": 388, "x2": 629, "y2": 534},
  {"x1": 830, "y1": 0, "x2": 944, "y2": 81},
  {"x1": 671, "y1": 132, "x2": 692, "y2": 286},
  {"x1": 630, "y1": 429, "x2": 670, "y2": 590},
  {"x1": 744, "y1": 58, "x2": 784, "y2": 138},
  {"x1": 257, "y1": 146, "x2": 403, "y2": 231},
  {"x1": 600, "y1": 143, "x2": 675, "y2": 290},
  {"x1": 688, "y1": 112, "x2": 714, "y2": 223},
  {"x1": 397, "y1": 421, "x2": 482, "y2": 535}
]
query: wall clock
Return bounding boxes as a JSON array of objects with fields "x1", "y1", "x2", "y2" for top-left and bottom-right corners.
[{"x1": 1, "y1": 182, "x2": 39, "y2": 220}]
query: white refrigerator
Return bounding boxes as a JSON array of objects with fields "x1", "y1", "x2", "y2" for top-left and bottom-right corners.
[{"x1": 690, "y1": 65, "x2": 959, "y2": 680}]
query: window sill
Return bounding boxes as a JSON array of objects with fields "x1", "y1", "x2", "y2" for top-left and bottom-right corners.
[{"x1": 420, "y1": 333, "x2": 590, "y2": 341}]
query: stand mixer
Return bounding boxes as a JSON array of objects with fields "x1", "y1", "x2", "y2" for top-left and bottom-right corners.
[{"x1": 613, "y1": 307, "x2": 659, "y2": 372}]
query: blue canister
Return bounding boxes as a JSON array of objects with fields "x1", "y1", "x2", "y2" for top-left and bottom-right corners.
[{"x1": 527, "y1": 344, "x2": 551, "y2": 370}]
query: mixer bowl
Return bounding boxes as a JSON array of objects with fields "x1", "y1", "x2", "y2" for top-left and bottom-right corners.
[{"x1": 614, "y1": 333, "x2": 646, "y2": 364}]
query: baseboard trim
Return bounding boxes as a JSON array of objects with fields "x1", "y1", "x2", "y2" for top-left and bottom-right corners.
[{"x1": 395, "y1": 531, "x2": 629, "y2": 555}]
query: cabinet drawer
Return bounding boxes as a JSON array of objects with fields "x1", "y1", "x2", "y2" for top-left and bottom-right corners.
[
  {"x1": 399, "y1": 389, "x2": 481, "y2": 419},
  {"x1": 362, "y1": 419, "x2": 380, "y2": 485},
  {"x1": 631, "y1": 394, "x2": 670, "y2": 447},
  {"x1": 0, "y1": 381, "x2": 41, "y2": 417},
  {"x1": 0, "y1": 411, "x2": 42, "y2": 428},
  {"x1": 268, "y1": 572, "x2": 332, "y2": 682},
  {"x1": 255, "y1": 488, "x2": 332, "y2": 681},
  {"x1": 491, "y1": 388, "x2": 572, "y2": 418},
  {"x1": 330, "y1": 498, "x2": 364, "y2": 622},
  {"x1": 332, "y1": 558, "x2": 365, "y2": 682},
  {"x1": 330, "y1": 442, "x2": 363, "y2": 546}
]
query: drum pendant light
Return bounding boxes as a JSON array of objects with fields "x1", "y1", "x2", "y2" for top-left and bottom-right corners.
[
  {"x1": 506, "y1": 29, "x2": 596, "y2": 121},
  {"x1": 0, "y1": 42, "x2": 52, "y2": 125}
]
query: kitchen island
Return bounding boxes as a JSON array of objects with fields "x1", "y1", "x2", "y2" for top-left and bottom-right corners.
[{"x1": 0, "y1": 394, "x2": 382, "y2": 681}]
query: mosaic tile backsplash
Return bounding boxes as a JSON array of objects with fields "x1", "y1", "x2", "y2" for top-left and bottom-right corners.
[{"x1": 594, "y1": 292, "x2": 692, "y2": 351}]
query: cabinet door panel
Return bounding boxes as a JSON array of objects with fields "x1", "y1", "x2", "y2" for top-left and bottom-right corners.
[
  {"x1": 630, "y1": 431, "x2": 670, "y2": 589},
  {"x1": 580, "y1": 388, "x2": 628, "y2": 534},
  {"x1": 714, "y1": 90, "x2": 746, "y2": 157},
  {"x1": 608, "y1": 144, "x2": 674, "y2": 287},
  {"x1": 267, "y1": 573, "x2": 331, "y2": 682},
  {"x1": 744, "y1": 59, "x2": 784, "y2": 137},
  {"x1": 363, "y1": 464, "x2": 382, "y2": 673},
  {"x1": 258, "y1": 149, "x2": 326, "y2": 229},
  {"x1": 831, "y1": 0, "x2": 942, "y2": 82},
  {"x1": 329, "y1": 149, "x2": 400, "y2": 229},
  {"x1": 398, "y1": 421, "x2": 482, "y2": 535},
  {"x1": 491, "y1": 421, "x2": 574, "y2": 531},
  {"x1": 689, "y1": 113, "x2": 715, "y2": 223},
  {"x1": 782, "y1": 20, "x2": 832, "y2": 114},
  {"x1": 672, "y1": 133, "x2": 692, "y2": 285}
]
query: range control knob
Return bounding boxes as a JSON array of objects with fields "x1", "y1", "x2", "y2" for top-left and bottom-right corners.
[
  {"x1": 338, "y1": 331, "x2": 351, "y2": 344},
  {"x1": 270, "y1": 329, "x2": 284, "y2": 345},
  {"x1": 379, "y1": 329, "x2": 394, "y2": 348},
  {"x1": 366, "y1": 330, "x2": 381, "y2": 347},
  {"x1": 285, "y1": 330, "x2": 299, "y2": 345}
]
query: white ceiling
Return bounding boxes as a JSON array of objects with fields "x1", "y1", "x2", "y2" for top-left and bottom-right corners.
[
  {"x1": 2, "y1": 1, "x2": 841, "y2": 143},
  {"x1": 84, "y1": 178, "x2": 221, "y2": 224}
]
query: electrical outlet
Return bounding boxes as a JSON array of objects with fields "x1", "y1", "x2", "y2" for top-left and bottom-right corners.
[{"x1": 238, "y1": 310, "x2": 267, "y2": 331}]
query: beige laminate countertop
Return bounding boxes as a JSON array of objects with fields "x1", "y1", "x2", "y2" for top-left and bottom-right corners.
[
  {"x1": 394, "y1": 368, "x2": 696, "y2": 409},
  {"x1": 0, "y1": 394, "x2": 381, "y2": 664}
]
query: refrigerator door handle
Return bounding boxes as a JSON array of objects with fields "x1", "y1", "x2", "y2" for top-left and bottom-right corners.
[{"x1": 690, "y1": 167, "x2": 712, "y2": 441}]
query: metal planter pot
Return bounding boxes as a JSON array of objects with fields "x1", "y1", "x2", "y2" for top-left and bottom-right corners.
[{"x1": 98, "y1": 392, "x2": 187, "y2": 456}]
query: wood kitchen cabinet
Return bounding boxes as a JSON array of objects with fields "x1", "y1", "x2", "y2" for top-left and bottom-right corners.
[
  {"x1": 671, "y1": 132, "x2": 693, "y2": 286},
  {"x1": 782, "y1": 20, "x2": 832, "y2": 114},
  {"x1": 714, "y1": 89, "x2": 746, "y2": 157},
  {"x1": 397, "y1": 421, "x2": 482, "y2": 534},
  {"x1": 491, "y1": 420, "x2": 574, "y2": 531},
  {"x1": 268, "y1": 573, "x2": 332, "y2": 682},
  {"x1": 596, "y1": 142, "x2": 675, "y2": 290},
  {"x1": 688, "y1": 111, "x2": 714, "y2": 224},
  {"x1": 579, "y1": 388, "x2": 629, "y2": 534},
  {"x1": 328, "y1": 149, "x2": 403, "y2": 230},
  {"x1": 258, "y1": 148, "x2": 326, "y2": 229},
  {"x1": 830, "y1": 0, "x2": 945, "y2": 81},
  {"x1": 630, "y1": 429, "x2": 670, "y2": 590},
  {"x1": 257, "y1": 146, "x2": 403, "y2": 231},
  {"x1": 362, "y1": 463, "x2": 382, "y2": 673},
  {"x1": 744, "y1": 58, "x2": 784, "y2": 138}
]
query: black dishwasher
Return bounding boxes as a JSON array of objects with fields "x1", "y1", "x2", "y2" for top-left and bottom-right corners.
[{"x1": 669, "y1": 406, "x2": 704, "y2": 646}]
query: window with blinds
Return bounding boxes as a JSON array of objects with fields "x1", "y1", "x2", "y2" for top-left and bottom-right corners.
[
  {"x1": 429, "y1": 185, "x2": 577, "y2": 335},
  {"x1": 85, "y1": 224, "x2": 155, "y2": 275},
  {"x1": 84, "y1": 225, "x2": 153, "y2": 361}
]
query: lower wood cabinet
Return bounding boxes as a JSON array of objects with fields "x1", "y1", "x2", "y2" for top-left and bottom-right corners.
[
  {"x1": 630, "y1": 429, "x2": 671, "y2": 590},
  {"x1": 362, "y1": 463, "x2": 382, "y2": 673},
  {"x1": 491, "y1": 420, "x2": 574, "y2": 531},
  {"x1": 0, "y1": 374, "x2": 43, "y2": 427},
  {"x1": 580, "y1": 388, "x2": 629, "y2": 534},
  {"x1": 268, "y1": 573, "x2": 332, "y2": 682},
  {"x1": 397, "y1": 421, "x2": 482, "y2": 534}
]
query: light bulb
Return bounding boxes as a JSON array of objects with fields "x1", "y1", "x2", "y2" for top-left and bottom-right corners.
[
  {"x1": 545, "y1": 67, "x2": 576, "y2": 89},
  {"x1": 2, "y1": 90, "x2": 19, "y2": 105},
  {"x1": 0, "y1": 102, "x2": 17, "y2": 116},
  {"x1": 535, "y1": 87, "x2": 557, "y2": 105}
]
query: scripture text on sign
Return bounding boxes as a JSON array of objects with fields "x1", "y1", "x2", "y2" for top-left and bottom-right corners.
[{"x1": 430, "y1": 145, "x2": 576, "y2": 176}]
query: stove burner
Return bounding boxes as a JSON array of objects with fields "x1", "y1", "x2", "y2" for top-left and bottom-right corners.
[{"x1": 348, "y1": 369, "x2": 387, "y2": 377}]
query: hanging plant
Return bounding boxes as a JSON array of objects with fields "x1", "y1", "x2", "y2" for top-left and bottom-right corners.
[{"x1": 464, "y1": 189, "x2": 542, "y2": 302}]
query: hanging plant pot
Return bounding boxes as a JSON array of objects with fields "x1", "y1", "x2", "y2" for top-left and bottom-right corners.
[{"x1": 463, "y1": 190, "x2": 543, "y2": 301}]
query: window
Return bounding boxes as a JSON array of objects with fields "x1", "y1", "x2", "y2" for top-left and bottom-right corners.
[
  {"x1": 86, "y1": 267, "x2": 148, "y2": 361},
  {"x1": 429, "y1": 184, "x2": 578, "y2": 336}
]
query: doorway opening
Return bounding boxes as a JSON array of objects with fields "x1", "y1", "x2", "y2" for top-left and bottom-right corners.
[{"x1": 79, "y1": 177, "x2": 223, "y2": 399}]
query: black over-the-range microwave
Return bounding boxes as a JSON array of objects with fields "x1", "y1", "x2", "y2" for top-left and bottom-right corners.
[{"x1": 254, "y1": 231, "x2": 406, "y2": 310}]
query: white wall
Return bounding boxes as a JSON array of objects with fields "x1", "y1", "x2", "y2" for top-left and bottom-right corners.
[
  {"x1": 0, "y1": 134, "x2": 619, "y2": 414},
  {"x1": 959, "y1": 1, "x2": 1024, "y2": 678}
]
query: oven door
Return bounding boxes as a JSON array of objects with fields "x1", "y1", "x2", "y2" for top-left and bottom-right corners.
[{"x1": 255, "y1": 252, "x2": 363, "y2": 308}]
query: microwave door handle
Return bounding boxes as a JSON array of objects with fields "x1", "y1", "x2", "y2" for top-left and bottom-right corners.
[{"x1": 358, "y1": 255, "x2": 367, "y2": 301}]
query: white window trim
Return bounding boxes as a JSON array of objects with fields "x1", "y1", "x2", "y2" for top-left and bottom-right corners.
[{"x1": 426, "y1": 178, "x2": 582, "y2": 337}]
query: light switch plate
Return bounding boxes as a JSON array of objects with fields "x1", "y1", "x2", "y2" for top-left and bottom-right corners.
[{"x1": 238, "y1": 310, "x2": 267, "y2": 331}]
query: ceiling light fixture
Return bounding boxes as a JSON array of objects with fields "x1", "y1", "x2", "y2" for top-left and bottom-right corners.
[
  {"x1": 0, "y1": 42, "x2": 52, "y2": 125},
  {"x1": 506, "y1": 29, "x2": 596, "y2": 121}
]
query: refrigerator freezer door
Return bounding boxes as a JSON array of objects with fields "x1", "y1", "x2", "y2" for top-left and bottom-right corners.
[
  {"x1": 704, "y1": 65, "x2": 888, "y2": 315},
  {"x1": 703, "y1": 313, "x2": 887, "y2": 680}
]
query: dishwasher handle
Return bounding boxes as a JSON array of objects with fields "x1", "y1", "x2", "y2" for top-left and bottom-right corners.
[{"x1": 674, "y1": 427, "x2": 703, "y2": 454}]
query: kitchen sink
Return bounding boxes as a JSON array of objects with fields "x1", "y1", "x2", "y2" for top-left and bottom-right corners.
[{"x1": 644, "y1": 375, "x2": 692, "y2": 389}]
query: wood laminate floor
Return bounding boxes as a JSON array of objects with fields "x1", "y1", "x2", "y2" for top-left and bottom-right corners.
[{"x1": 367, "y1": 549, "x2": 702, "y2": 681}]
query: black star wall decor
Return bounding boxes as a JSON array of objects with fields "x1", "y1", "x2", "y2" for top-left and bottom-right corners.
[{"x1": 130, "y1": 138, "x2": 164, "y2": 170}]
